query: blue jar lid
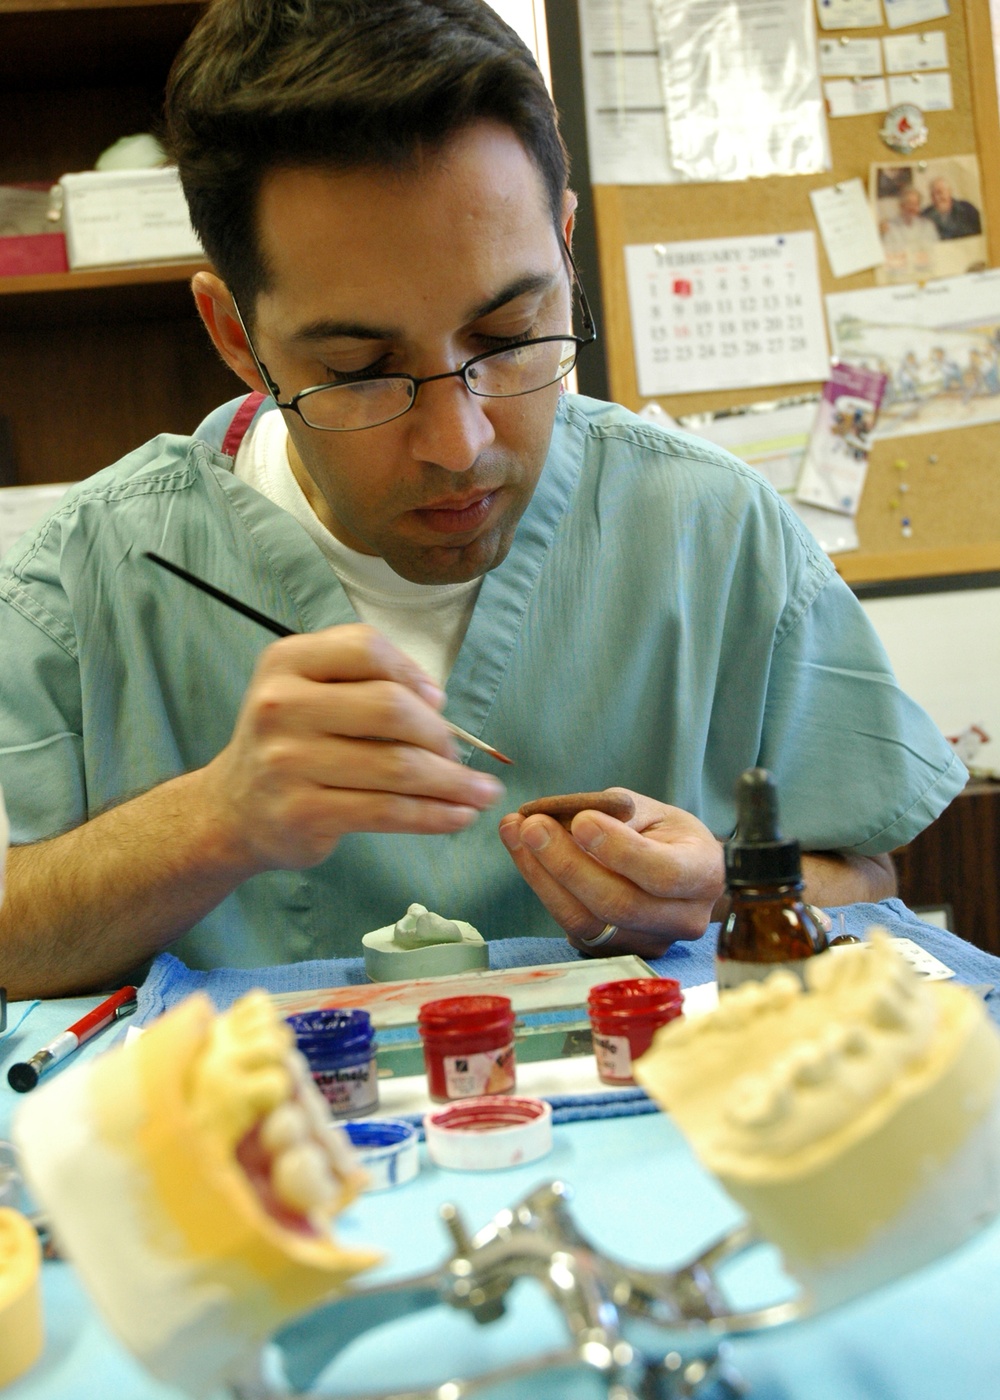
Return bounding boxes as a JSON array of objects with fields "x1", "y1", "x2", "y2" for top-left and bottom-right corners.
[{"x1": 287, "y1": 1007, "x2": 375, "y2": 1067}]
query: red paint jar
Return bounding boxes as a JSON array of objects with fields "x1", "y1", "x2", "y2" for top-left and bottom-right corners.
[
  {"x1": 587, "y1": 978, "x2": 684, "y2": 1085},
  {"x1": 417, "y1": 995, "x2": 516, "y2": 1103}
]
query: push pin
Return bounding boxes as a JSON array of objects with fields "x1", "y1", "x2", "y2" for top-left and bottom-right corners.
[
  {"x1": 894, "y1": 457, "x2": 908, "y2": 471},
  {"x1": 928, "y1": 453, "x2": 938, "y2": 464},
  {"x1": 901, "y1": 516, "x2": 913, "y2": 538},
  {"x1": 889, "y1": 497, "x2": 900, "y2": 510},
  {"x1": 899, "y1": 481, "x2": 910, "y2": 493}
]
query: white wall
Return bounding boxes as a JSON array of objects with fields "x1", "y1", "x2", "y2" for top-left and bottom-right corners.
[{"x1": 860, "y1": 587, "x2": 1000, "y2": 777}]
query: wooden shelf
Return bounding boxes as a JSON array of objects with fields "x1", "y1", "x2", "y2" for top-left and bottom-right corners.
[
  {"x1": 0, "y1": 0, "x2": 232, "y2": 485},
  {"x1": 0, "y1": 0, "x2": 196, "y2": 12},
  {"x1": 0, "y1": 261, "x2": 207, "y2": 296}
]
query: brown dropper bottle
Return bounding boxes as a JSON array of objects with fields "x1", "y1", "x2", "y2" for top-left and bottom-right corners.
[{"x1": 716, "y1": 767, "x2": 828, "y2": 992}]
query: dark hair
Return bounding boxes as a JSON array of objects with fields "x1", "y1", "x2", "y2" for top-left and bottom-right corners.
[{"x1": 165, "y1": 0, "x2": 569, "y2": 311}]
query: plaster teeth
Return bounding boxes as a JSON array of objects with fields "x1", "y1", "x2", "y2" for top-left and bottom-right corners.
[
  {"x1": 259, "y1": 1101, "x2": 310, "y2": 1156},
  {"x1": 728, "y1": 1073, "x2": 790, "y2": 1128},
  {"x1": 321, "y1": 1122, "x2": 360, "y2": 1179},
  {"x1": 272, "y1": 1142, "x2": 338, "y2": 1215}
]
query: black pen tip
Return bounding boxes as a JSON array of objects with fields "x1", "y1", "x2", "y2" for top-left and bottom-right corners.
[{"x1": 8, "y1": 1062, "x2": 38, "y2": 1093}]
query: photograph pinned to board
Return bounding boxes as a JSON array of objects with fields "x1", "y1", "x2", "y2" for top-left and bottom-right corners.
[
  {"x1": 872, "y1": 156, "x2": 986, "y2": 286},
  {"x1": 678, "y1": 394, "x2": 859, "y2": 554},
  {"x1": 624, "y1": 231, "x2": 830, "y2": 398},
  {"x1": 826, "y1": 269, "x2": 1000, "y2": 438},
  {"x1": 794, "y1": 361, "x2": 888, "y2": 515}
]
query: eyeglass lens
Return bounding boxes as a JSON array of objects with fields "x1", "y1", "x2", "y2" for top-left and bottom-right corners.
[{"x1": 297, "y1": 336, "x2": 579, "y2": 430}]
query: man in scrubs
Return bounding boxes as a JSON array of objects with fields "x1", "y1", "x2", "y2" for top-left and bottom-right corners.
[{"x1": 0, "y1": 0, "x2": 964, "y2": 997}]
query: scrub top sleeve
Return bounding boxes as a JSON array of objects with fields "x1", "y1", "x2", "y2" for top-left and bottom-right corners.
[
  {"x1": 0, "y1": 592, "x2": 85, "y2": 845},
  {"x1": 758, "y1": 572, "x2": 967, "y2": 856}
]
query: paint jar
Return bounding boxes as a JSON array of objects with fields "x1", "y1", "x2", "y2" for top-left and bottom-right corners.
[
  {"x1": 587, "y1": 978, "x2": 683, "y2": 1085},
  {"x1": 343, "y1": 1119, "x2": 419, "y2": 1191},
  {"x1": 417, "y1": 995, "x2": 516, "y2": 1103},
  {"x1": 286, "y1": 1008, "x2": 378, "y2": 1118}
]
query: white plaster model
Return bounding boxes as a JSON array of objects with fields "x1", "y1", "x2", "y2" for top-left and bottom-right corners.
[
  {"x1": 635, "y1": 932, "x2": 1000, "y2": 1307},
  {"x1": 13, "y1": 991, "x2": 379, "y2": 1396},
  {"x1": 362, "y1": 902, "x2": 489, "y2": 981}
]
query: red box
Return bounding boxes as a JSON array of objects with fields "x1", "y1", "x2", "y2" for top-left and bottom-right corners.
[{"x1": 0, "y1": 232, "x2": 69, "y2": 278}]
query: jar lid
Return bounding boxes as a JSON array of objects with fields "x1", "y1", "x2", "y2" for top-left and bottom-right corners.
[
  {"x1": 417, "y1": 995, "x2": 514, "y2": 1030},
  {"x1": 287, "y1": 1007, "x2": 374, "y2": 1058},
  {"x1": 343, "y1": 1119, "x2": 419, "y2": 1191},
  {"x1": 423, "y1": 1095, "x2": 552, "y2": 1171},
  {"x1": 588, "y1": 978, "x2": 683, "y2": 1013}
]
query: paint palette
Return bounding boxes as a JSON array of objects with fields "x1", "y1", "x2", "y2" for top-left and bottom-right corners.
[{"x1": 269, "y1": 956, "x2": 658, "y2": 1076}]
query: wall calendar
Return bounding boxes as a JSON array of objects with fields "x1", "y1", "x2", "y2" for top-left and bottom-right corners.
[{"x1": 624, "y1": 231, "x2": 830, "y2": 399}]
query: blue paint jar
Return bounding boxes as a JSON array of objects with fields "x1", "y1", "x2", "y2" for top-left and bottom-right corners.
[{"x1": 286, "y1": 1008, "x2": 378, "y2": 1119}]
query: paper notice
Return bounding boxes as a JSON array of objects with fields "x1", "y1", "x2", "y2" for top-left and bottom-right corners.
[
  {"x1": 884, "y1": 0, "x2": 949, "y2": 28},
  {"x1": 815, "y1": 0, "x2": 884, "y2": 29},
  {"x1": 882, "y1": 31, "x2": 947, "y2": 72},
  {"x1": 810, "y1": 180, "x2": 885, "y2": 278},
  {"x1": 818, "y1": 38, "x2": 883, "y2": 78},
  {"x1": 888, "y1": 71, "x2": 953, "y2": 111},
  {"x1": 824, "y1": 77, "x2": 890, "y2": 116}
]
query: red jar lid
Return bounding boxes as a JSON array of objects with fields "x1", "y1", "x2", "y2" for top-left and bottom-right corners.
[
  {"x1": 417, "y1": 995, "x2": 515, "y2": 1034},
  {"x1": 587, "y1": 978, "x2": 683, "y2": 1016}
]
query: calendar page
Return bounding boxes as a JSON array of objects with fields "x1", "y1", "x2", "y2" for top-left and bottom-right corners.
[{"x1": 624, "y1": 231, "x2": 830, "y2": 398}]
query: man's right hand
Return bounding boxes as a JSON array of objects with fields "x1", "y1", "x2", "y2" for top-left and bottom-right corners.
[
  {"x1": 0, "y1": 623, "x2": 504, "y2": 998},
  {"x1": 200, "y1": 623, "x2": 504, "y2": 873}
]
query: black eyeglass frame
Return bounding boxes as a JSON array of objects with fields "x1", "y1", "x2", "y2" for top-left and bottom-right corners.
[{"x1": 230, "y1": 242, "x2": 597, "y2": 432}]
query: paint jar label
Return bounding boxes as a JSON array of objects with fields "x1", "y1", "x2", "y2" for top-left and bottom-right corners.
[
  {"x1": 442, "y1": 1043, "x2": 515, "y2": 1099},
  {"x1": 593, "y1": 1032, "x2": 633, "y2": 1083},
  {"x1": 312, "y1": 1058, "x2": 379, "y2": 1118}
]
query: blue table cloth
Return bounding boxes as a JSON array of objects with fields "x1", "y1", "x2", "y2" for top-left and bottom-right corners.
[{"x1": 2, "y1": 901, "x2": 1000, "y2": 1400}]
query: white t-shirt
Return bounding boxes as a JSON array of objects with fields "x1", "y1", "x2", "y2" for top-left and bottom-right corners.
[{"x1": 234, "y1": 410, "x2": 481, "y2": 686}]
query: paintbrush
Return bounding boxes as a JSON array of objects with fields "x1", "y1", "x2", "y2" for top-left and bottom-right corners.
[{"x1": 144, "y1": 550, "x2": 513, "y2": 765}]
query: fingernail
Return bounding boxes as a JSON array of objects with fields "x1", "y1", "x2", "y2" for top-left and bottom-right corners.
[
  {"x1": 473, "y1": 776, "x2": 505, "y2": 805},
  {"x1": 573, "y1": 815, "x2": 605, "y2": 851},
  {"x1": 417, "y1": 679, "x2": 446, "y2": 707},
  {"x1": 521, "y1": 821, "x2": 550, "y2": 852},
  {"x1": 498, "y1": 818, "x2": 521, "y2": 851}
]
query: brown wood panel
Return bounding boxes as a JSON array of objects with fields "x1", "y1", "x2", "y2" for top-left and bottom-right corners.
[
  {"x1": 895, "y1": 780, "x2": 1000, "y2": 956},
  {"x1": 0, "y1": 311, "x2": 240, "y2": 483},
  {"x1": 0, "y1": 0, "x2": 227, "y2": 485},
  {"x1": 591, "y1": 0, "x2": 1000, "y2": 585}
]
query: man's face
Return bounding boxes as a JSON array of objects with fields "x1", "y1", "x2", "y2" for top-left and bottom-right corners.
[
  {"x1": 248, "y1": 123, "x2": 574, "y2": 584},
  {"x1": 931, "y1": 179, "x2": 953, "y2": 213},
  {"x1": 900, "y1": 187, "x2": 922, "y2": 218}
]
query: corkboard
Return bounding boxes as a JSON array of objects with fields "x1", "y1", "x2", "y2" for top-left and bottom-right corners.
[{"x1": 592, "y1": 0, "x2": 1000, "y2": 585}]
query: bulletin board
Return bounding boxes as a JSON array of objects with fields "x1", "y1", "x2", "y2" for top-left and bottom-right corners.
[{"x1": 590, "y1": 0, "x2": 1000, "y2": 586}]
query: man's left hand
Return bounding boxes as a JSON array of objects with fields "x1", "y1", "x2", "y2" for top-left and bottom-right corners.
[{"x1": 498, "y1": 788, "x2": 725, "y2": 957}]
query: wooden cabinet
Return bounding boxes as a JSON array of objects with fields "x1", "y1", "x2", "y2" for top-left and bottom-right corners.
[
  {"x1": 1, "y1": 0, "x2": 241, "y2": 485},
  {"x1": 895, "y1": 780, "x2": 1000, "y2": 957}
]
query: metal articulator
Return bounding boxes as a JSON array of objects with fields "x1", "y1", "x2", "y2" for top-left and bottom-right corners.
[{"x1": 258, "y1": 1181, "x2": 809, "y2": 1400}]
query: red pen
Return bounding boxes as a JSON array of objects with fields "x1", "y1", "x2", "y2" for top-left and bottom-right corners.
[{"x1": 7, "y1": 985, "x2": 137, "y2": 1093}]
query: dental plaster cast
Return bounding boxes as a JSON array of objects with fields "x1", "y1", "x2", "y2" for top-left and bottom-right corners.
[
  {"x1": 13, "y1": 991, "x2": 380, "y2": 1396},
  {"x1": 635, "y1": 934, "x2": 1000, "y2": 1308},
  {"x1": 0, "y1": 1207, "x2": 43, "y2": 1387},
  {"x1": 363, "y1": 902, "x2": 489, "y2": 981}
]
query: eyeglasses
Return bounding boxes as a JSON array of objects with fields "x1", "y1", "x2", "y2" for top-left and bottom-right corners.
[{"x1": 231, "y1": 244, "x2": 597, "y2": 432}]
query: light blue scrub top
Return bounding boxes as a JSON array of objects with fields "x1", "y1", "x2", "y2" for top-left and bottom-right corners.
[{"x1": 0, "y1": 395, "x2": 966, "y2": 969}]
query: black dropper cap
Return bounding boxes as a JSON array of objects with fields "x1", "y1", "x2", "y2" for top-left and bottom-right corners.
[{"x1": 725, "y1": 767, "x2": 803, "y2": 888}]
